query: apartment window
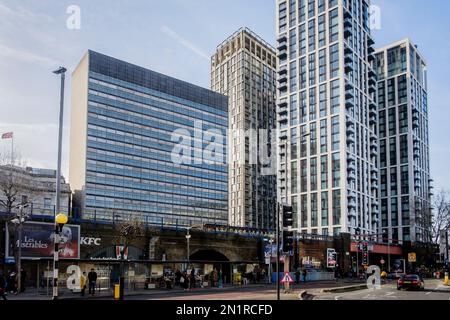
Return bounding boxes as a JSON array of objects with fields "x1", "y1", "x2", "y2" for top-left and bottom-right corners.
[
  {"x1": 398, "y1": 104, "x2": 408, "y2": 134},
  {"x1": 400, "y1": 135, "x2": 408, "y2": 164},
  {"x1": 381, "y1": 199, "x2": 388, "y2": 227},
  {"x1": 289, "y1": 0, "x2": 297, "y2": 28},
  {"x1": 378, "y1": 81, "x2": 386, "y2": 109},
  {"x1": 290, "y1": 61, "x2": 298, "y2": 91},
  {"x1": 318, "y1": 15, "x2": 326, "y2": 48},
  {"x1": 309, "y1": 87, "x2": 316, "y2": 120},
  {"x1": 299, "y1": 24, "x2": 307, "y2": 56},
  {"x1": 300, "y1": 57, "x2": 307, "y2": 89},
  {"x1": 387, "y1": 78, "x2": 396, "y2": 106},
  {"x1": 390, "y1": 137, "x2": 397, "y2": 166},
  {"x1": 397, "y1": 75, "x2": 407, "y2": 104},
  {"x1": 311, "y1": 157, "x2": 318, "y2": 191},
  {"x1": 379, "y1": 110, "x2": 386, "y2": 138},
  {"x1": 320, "y1": 119, "x2": 327, "y2": 153},
  {"x1": 380, "y1": 139, "x2": 387, "y2": 167},
  {"x1": 291, "y1": 127, "x2": 298, "y2": 160},
  {"x1": 391, "y1": 197, "x2": 398, "y2": 227},
  {"x1": 310, "y1": 122, "x2": 317, "y2": 156},
  {"x1": 318, "y1": 49, "x2": 327, "y2": 83},
  {"x1": 390, "y1": 167, "x2": 398, "y2": 196},
  {"x1": 292, "y1": 195, "x2": 299, "y2": 228},
  {"x1": 311, "y1": 193, "x2": 318, "y2": 227},
  {"x1": 401, "y1": 165, "x2": 409, "y2": 195},
  {"x1": 319, "y1": 84, "x2": 327, "y2": 117},
  {"x1": 332, "y1": 152, "x2": 340, "y2": 188},
  {"x1": 299, "y1": 0, "x2": 306, "y2": 23},
  {"x1": 279, "y1": 2, "x2": 287, "y2": 33},
  {"x1": 291, "y1": 161, "x2": 298, "y2": 193},
  {"x1": 321, "y1": 155, "x2": 328, "y2": 189},
  {"x1": 290, "y1": 94, "x2": 298, "y2": 126},
  {"x1": 329, "y1": 0, "x2": 338, "y2": 8},
  {"x1": 329, "y1": 44, "x2": 339, "y2": 79},
  {"x1": 401, "y1": 196, "x2": 410, "y2": 226},
  {"x1": 309, "y1": 53, "x2": 316, "y2": 86},
  {"x1": 321, "y1": 191, "x2": 328, "y2": 226},
  {"x1": 388, "y1": 107, "x2": 397, "y2": 136},
  {"x1": 300, "y1": 90, "x2": 307, "y2": 123},
  {"x1": 330, "y1": 80, "x2": 340, "y2": 114},
  {"x1": 329, "y1": 9, "x2": 339, "y2": 43},
  {"x1": 301, "y1": 160, "x2": 308, "y2": 192},
  {"x1": 331, "y1": 116, "x2": 340, "y2": 151},
  {"x1": 301, "y1": 194, "x2": 308, "y2": 228},
  {"x1": 308, "y1": 19, "x2": 316, "y2": 52},
  {"x1": 332, "y1": 190, "x2": 340, "y2": 225},
  {"x1": 380, "y1": 168, "x2": 387, "y2": 197}
]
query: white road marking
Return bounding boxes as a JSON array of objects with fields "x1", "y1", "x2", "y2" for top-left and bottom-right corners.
[
  {"x1": 335, "y1": 296, "x2": 341, "y2": 300},
  {"x1": 425, "y1": 292, "x2": 432, "y2": 295},
  {"x1": 385, "y1": 292, "x2": 395, "y2": 296}
]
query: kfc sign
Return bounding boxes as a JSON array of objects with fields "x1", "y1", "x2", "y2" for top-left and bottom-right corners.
[{"x1": 81, "y1": 237, "x2": 102, "y2": 246}]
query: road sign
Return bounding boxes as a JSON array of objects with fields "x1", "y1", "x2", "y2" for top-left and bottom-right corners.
[
  {"x1": 280, "y1": 272, "x2": 294, "y2": 284},
  {"x1": 408, "y1": 252, "x2": 417, "y2": 263},
  {"x1": 380, "y1": 259, "x2": 385, "y2": 265}
]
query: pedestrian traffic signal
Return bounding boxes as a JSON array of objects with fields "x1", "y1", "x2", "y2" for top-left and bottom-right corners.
[
  {"x1": 282, "y1": 205, "x2": 293, "y2": 228},
  {"x1": 362, "y1": 242, "x2": 369, "y2": 266},
  {"x1": 282, "y1": 230, "x2": 294, "y2": 252}
]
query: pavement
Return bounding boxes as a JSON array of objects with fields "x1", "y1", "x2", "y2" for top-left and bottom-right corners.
[
  {"x1": 4, "y1": 279, "x2": 449, "y2": 301},
  {"x1": 2, "y1": 280, "x2": 364, "y2": 301}
]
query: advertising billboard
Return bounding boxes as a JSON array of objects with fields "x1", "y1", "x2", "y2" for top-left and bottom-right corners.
[{"x1": 5, "y1": 221, "x2": 80, "y2": 260}]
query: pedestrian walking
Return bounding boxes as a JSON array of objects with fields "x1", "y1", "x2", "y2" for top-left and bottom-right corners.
[
  {"x1": 88, "y1": 268, "x2": 98, "y2": 296},
  {"x1": 190, "y1": 268, "x2": 196, "y2": 289},
  {"x1": 0, "y1": 272, "x2": 7, "y2": 300},
  {"x1": 302, "y1": 269, "x2": 308, "y2": 283},
  {"x1": 80, "y1": 272, "x2": 87, "y2": 297},
  {"x1": 8, "y1": 270, "x2": 17, "y2": 294}
]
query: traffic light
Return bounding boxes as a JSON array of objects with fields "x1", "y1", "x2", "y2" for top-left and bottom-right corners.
[
  {"x1": 362, "y1": 242, "x2": 369, "y2": 266},
  {"x1": 282, "y1": 230, "x2": 294, "y2": 252},
  {"x1": 282, "y1": 205, "x2": 293, "y2": 228}
]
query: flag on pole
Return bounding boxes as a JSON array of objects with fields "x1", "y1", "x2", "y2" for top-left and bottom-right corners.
[{"x1": 2, "y1": 132, "x2": 13, "y2": 139}]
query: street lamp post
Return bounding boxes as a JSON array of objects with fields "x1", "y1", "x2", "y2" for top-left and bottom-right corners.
[
  {"x1": 276, "y1": 203, "x2": 280, "y2": 300},
  {"x1": 11, "y1": 203, "x2": 29, "y2": 294},
  {"x1": 269, "y1": 238, "x2": 274, "y2": 284},
  {"x1": 53, "y1": 66, "x2": 67, "y2": 219},
  {"x1": 186, "y1": 229, "x2": 191, "y2": 271},
  {"x1": 52, "y1": 213, "x2": 68, "y2": 300}
]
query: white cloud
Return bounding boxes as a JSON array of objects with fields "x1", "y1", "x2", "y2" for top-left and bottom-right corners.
[
  {"x1": 0, "y1": 43, "x2": 61, "y2": 67},
  {"x1": 161, "y1": 25, "x2": 210, "y2": 61}
]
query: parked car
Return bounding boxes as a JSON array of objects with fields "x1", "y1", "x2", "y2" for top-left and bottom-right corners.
[{"x1": 397, "y1": 274, "x2": 425, "y2": 291}]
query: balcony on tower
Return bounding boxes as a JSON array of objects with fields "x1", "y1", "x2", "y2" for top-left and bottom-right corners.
[
  {"x1": 348, "y1": 198, "x2": 357, "y2": 209},
  {"x1": 347, "y1": 169, "x2": 357, "y2": 182},
  {"x1": 346, "y1": 117, "x2": 355, "y2": 134},
  {"x1": 345, "y1": 81, "x2": 354, "y2": 99},
  {"x1": 277, "y1": 36, "x2": 287, "y2": 51},
  {"x1": 344, "y1": 19, "x2": 353, "y2": 39},
  {"x1": 412, "y1": 110, "x2": 419, "y2": 121},
  {"x1": 278, "y1": 97, "x2": 288, "y2": 115},
  {"x1": 348, "y1": 208, "x2": 357, "y2": 218},
  {"x1": 370, "y1": 166, "x2": 379, "y2": 175},
  {"x1": 347, "y1": 133, "x2": 356, "y2": 144},
  {"x1": 278, "y1": 48, "x2": 287, "y2": 60},
  {"x1": 413, "y1": 119, "x2": 420, "y2": 129},
  {"x1": 413, "y1": 148, "x2": 420, "y2": 159}
]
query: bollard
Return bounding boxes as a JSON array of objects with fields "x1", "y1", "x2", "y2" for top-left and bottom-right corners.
[
  {"x1": 444, "y1": 272, "x2": 449, "y2": 286},
  {"x1": 114, "y1": 284, "x2": 120, "y2": 300}
]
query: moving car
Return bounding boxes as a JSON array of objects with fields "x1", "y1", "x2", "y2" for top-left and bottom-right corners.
[{"x1": 397, "y1": 274, "x2": 425, "y2": 291}]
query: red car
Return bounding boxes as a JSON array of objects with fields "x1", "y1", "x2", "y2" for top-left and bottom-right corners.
[{"x1": 397, "y1": 275, "x2": 425, "y2": 291}]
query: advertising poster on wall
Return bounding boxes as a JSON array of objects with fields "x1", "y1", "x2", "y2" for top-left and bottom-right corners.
[{"x1": 5, "y1": 221, "x2": 80, "y2": 260}]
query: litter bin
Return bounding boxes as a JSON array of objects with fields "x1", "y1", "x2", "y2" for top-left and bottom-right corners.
[{"x1": 114, "y1": 284, "x2": 120, "y2": 300}]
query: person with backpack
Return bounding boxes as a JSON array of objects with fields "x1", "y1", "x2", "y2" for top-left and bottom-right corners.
[{"x1": 0, "y1": 272, "x2": 7, "y2": 300}]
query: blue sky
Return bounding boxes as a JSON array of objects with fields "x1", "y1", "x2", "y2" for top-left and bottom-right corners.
[{"x1": 0, "y1": 0, "x2": 449, "y2": 191}]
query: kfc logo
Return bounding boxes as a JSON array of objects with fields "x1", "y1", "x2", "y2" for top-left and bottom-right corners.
[{"x1": 81, "y1": 237, "x2": 101, "y2": 246}]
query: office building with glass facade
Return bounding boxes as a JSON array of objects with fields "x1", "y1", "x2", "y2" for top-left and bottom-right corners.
[
  {"x1": 70, "y1": 50, "x2": 228, "y2": 226},
  {"x1": 276, "y1": 0, "x2": 379, "y2": 237},
  {"x1": 211, "y1": 28, "x2": 278, "y2": 230},
  {"x1": 375, "y1": 39, "x2": 432, "y2": 244}
]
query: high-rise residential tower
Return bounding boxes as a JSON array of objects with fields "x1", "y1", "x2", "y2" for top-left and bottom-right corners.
[
  {"x1": 70, "y1": 50, "x2": 229, "y2": 227},
  {"x1": 276, "y1": 0, "x2": 378, "y2": 237},
  {"x1": 375, "y1": 39, "x2": 432, "y2": 244},
  {"x1": 211, "y1": 28, "x2": 278, "y2": 230}
]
